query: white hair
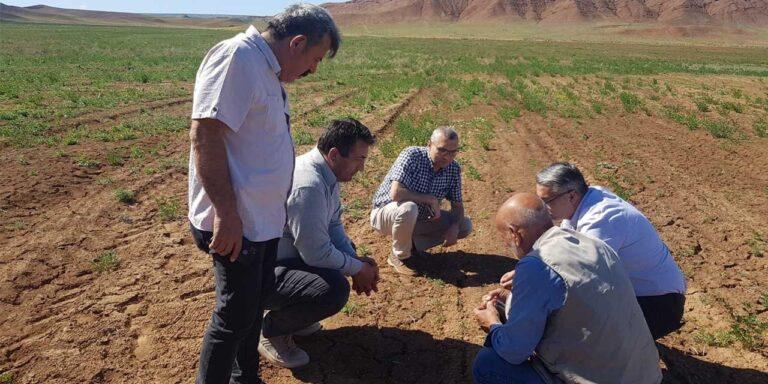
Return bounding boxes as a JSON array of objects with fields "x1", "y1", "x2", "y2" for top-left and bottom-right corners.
[
  {"x1": 536, "y1": 162, "x2": 589, "y2": 195},
  {"x1": 267, "y1": 3, "x2": 341, "y2": 57},
  {"x1": 430, "y1": 126, "x2": 459, "y2": 142}
]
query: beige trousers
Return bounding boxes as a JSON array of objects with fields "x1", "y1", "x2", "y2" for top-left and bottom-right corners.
[{"x1": 370, "y1": 201, "x2": 472, "y2": 260}]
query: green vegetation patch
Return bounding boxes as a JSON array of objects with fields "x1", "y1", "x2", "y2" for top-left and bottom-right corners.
[
  {"x1": 498, "y1": 106, "x2": 521, "y2": 123},
  {"x1": 292, "y1": 127, "x2": 314, "y2": 146},
  {"x1": 594, "y1": 162, "x2": 633, "y2": 201},
  {"x1": 93, "y1": 250, "x2": 120, "y2": 272},
  {"x1": 663, "y1": 105, "x2": 739, "y2": 139},
  {"x1": 695, "y1": 303, "x2": 768, "y2": 351},
  {"x1": 3, "y1": 23, "x2": 768, "y2": 150},
  {"x1": 156, "y1": 196, "x2": 181, "y2": 222},
  {"x1": 619, "y1": 91, "x2": 642, "y2": 113},
  {"x1": 114, "y1": 188, "x2": 136, "y2": 204},
  {"x1": 748, "y1": 231, "x2": 765, "y2": 258},
  {"x1": 754, "y1": 119, "x2": 767, "y2": 138},
  {"x1": 379, "y1": 114, "x2": 448, "y2": 158}
]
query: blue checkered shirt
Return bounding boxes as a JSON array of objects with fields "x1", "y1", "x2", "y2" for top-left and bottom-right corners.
[{"x1": 372, "y1": 146, "x2": 463, "y2": 221}]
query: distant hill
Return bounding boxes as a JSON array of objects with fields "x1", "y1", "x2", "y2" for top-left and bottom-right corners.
[
  {"x1": 322, "y1": 0, "x2": 768, "y2": 25},
  {"x1": 0, "y1": 3, "x2": 267, "y2": 28}
]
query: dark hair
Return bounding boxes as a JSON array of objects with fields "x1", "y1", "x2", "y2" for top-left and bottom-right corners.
[
  {"x1": 266, "y1": 3, "x2": 341, "y2": 58},
  {"x1": 317, "y1": 118, "x2": 375, "y2": 156},
  {"x1": 536, "y1": 162, "x2": 589, "y2": 196}
]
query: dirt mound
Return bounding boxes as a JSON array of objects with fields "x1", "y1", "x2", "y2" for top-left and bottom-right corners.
[{"x1": 323, "y1": 0, "x2": 768, "y2": 25}]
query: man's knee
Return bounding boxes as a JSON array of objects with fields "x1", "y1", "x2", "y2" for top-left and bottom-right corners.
[
  {"x1": 317, "y1": 271, "x2": 351, "y2": 315},
  {"x1": 395, "y1": 201, "x2": 419, "y2": 224},
  {"x1": 473, "y1": 347, "x2": 542, "y2": 384},
  {"x1": 329, "y1": 273, "x2": 351, "y2": 310},
  {"x1": 472, "y1": 347, "x2": 505, "y2": 384},
  {"x1": 209, "y1": 306, "x2": 260, "y2": 341},
  {"x1": 459, "y1": 217, "x2": 473, "y2": 239}
]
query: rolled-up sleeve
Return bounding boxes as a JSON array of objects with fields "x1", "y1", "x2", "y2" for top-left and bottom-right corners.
[
  {"x1": 191, "y1": 42, "x2": 257, "y2": 132},
  {"x1": 288, "y1": 186, "x2": 363, "y2": 276}
]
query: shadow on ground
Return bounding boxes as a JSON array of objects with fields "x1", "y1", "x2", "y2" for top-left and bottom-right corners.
[
  {"x1": 660, "y1": 344, "x2": 768, "y2": 384},
  {"x1": 290, "y1": 331, "x2": 768, "y2": 384},
  {"x1": 408, "y1": 250, "x2": 518, "y2": 287},
  {"x1": 291, "y1": 326, "x2": 480, "y2": 384}
]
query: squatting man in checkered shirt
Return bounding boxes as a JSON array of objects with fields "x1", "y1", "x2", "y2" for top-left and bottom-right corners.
[{"x1": 370, "y1": 126, "x2": 473, "y2": 275}]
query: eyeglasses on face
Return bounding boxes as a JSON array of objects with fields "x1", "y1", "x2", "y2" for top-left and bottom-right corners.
[
  {"x1": 435, "y1": 147, "x2": 459, "y2": 155},
  {"x1": 542, "y1": 189, "x2": 573, "y2": 204}
]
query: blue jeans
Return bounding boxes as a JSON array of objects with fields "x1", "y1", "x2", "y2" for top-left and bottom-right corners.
[
  {"x1": 472, "y1": 347, "x2": 546, "y2": 384},
  {"x1": 191, "y1": 224, "x2": 278, "y2": 384}
]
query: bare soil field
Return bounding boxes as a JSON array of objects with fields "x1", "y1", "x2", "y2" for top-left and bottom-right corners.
[
  {"x1": 1, "y1": 24, "x2": 767, "y2": 384},
  {"x1": 2, "y1": 75, "x2": 767, "y2": 383}
]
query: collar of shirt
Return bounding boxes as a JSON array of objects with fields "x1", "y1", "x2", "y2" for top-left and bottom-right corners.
[
  {"x1": 308, "y1": 147, "x2": 338, "y2": 188},
  {"x1": 420, "y1": 147, "x2": 448, "y2": 175},
  {"x1": 244, "y1": 25, "x2": 281, "y2": 77},
  {"x1": 567, "y1": 186, "x2": 599, "y2": 228}
]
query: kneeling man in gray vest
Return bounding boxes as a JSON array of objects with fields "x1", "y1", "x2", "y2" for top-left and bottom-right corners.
[
  {"x1": 258, "y1": 119, "x2": 380, "y2": 369},
  {"x1": 473, "y1": 193, "x2": 661, "y2": 384}
]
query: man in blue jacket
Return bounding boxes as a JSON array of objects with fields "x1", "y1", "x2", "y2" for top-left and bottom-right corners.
[{"x1": 473, "y1": 193, "x2": 661, "y2": 384}]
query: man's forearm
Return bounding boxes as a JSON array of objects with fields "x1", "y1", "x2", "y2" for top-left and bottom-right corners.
[
  {"x1": 390, "y1": 182, "x2": 434, "y2": 205},
  {"x1": 448, "y1": 202, "x2": 464, "y2": 225},
  {"x1": 289, "y1": 187, "x2": 363, "y2": 276},
  {"x1": 329, "y1": 220, "x2": 357, "y2": 258},
  {"x1": 190, "y1": 119, "x2": 238, "y2": 217}
]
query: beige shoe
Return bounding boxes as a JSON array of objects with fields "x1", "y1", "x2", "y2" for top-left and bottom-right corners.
[
  {"x1": 387, "y1": 255, "x2": 418, "y2": 276},
  {"x1": 258, "y1": 334, "x2": 310, "y2": 368},
  {"x1": 293, "y1": 322, "x2": 322, "y2": 337}
]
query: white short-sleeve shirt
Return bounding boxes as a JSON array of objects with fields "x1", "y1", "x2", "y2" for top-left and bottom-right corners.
[{"x1": 188, "y1": 26, "x2": 294, "y2": 242}]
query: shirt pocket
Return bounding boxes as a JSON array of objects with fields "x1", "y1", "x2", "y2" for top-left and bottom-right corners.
[{"x1": 264, "y1": 95, "x2": 289, "y2": 134}]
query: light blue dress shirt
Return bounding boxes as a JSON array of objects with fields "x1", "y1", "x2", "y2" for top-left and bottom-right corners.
[
  {"x1": 562, "y1": 186, "x2": 686, "y2": 297},
  {"x1": 277, "y1": 148, "x2": 363, "y2": 276}
]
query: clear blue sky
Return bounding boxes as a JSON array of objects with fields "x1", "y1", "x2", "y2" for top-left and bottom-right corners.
[{"x1": 4, "y1": 1, "x2": 348, "y2": 16}]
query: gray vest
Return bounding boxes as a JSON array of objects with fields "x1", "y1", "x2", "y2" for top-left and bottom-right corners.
[{"x1": 531, "y1": 227, "x2": 661, "y2": 384}]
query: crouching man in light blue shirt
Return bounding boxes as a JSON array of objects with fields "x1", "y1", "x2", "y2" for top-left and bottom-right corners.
[
  {"x1": 535, "y1": 162, "x2": 687, "y2": 339},
  {"x1": 258, "y1": 119, "x2": 380, "y2": 369}
]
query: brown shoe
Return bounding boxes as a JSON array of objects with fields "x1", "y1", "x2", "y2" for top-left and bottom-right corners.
[{"x1": 387, "y1": 255, "x2": 418, "y2": 276}]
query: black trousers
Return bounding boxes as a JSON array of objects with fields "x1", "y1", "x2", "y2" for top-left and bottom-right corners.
[
  {"x1": 191, "y1": 224, "x2": 278, "y2": 384},
  {"x1": 637, "y1": 293, "x2": 686, "y2": 340},
  {"x1": 262, "y1": 256, "x2": 351, "y2": 338}
]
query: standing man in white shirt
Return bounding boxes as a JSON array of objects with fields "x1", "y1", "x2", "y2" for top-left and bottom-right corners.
[
  {"x1": 187, "y1": 4, "x2": 341, "y2": 383},
  {"x1": 535, "y1": 162, "x2": 687, "y2": 339}
]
